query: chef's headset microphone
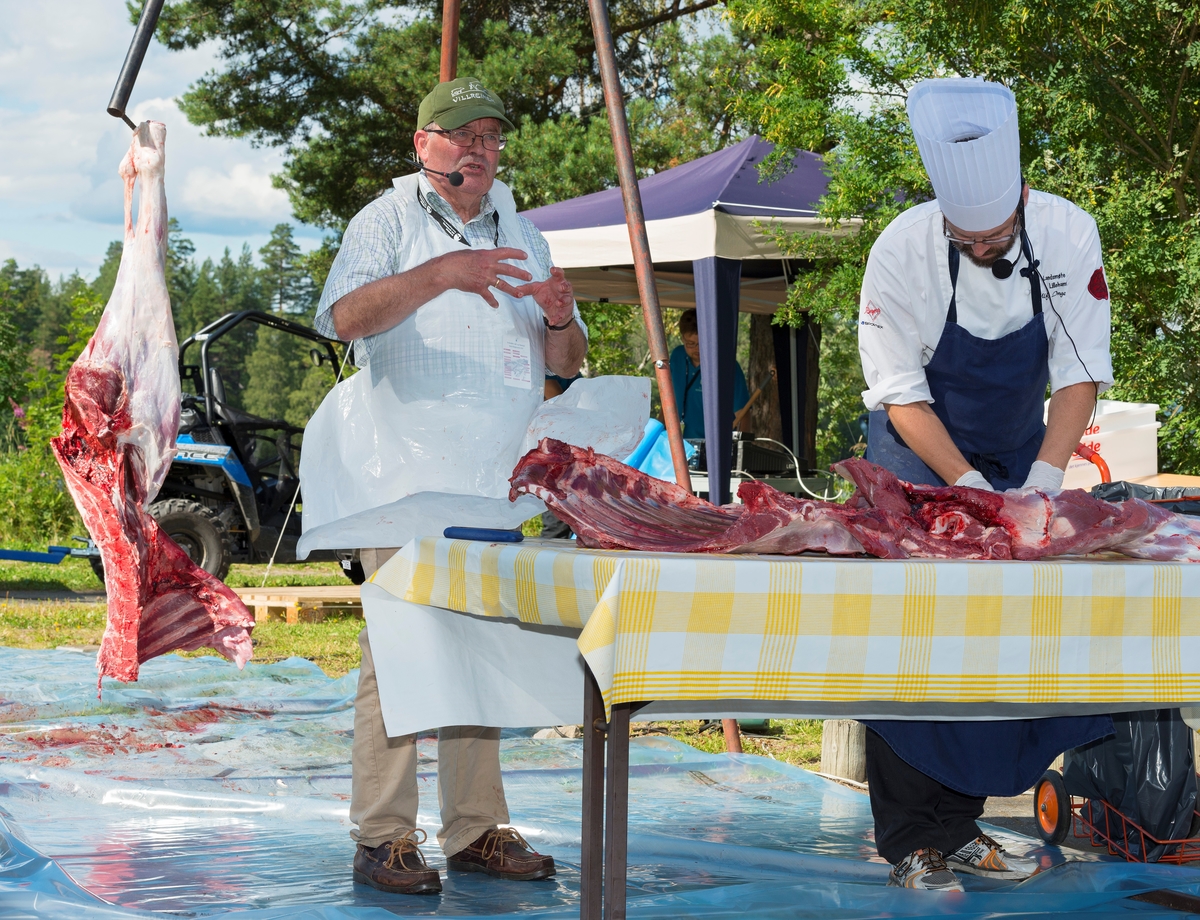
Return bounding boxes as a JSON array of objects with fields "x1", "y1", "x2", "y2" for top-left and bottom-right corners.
[
  {"x1": 987, "y1": 178, "x2": 1102, "y2": 425},
  {"x1": 410, "y1": 154, "x2": 463, "y2": 187}
]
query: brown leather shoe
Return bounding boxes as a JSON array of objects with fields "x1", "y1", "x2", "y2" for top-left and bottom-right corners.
[
  {"x1": 446, "y1": 827, "x2": 556, "y2": 881},
  {"x1": 353, "y1": 829, "x2": 442, "y2": 894}
]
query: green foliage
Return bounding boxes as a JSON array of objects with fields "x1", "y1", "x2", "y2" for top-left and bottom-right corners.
[
  {"x1": 92, "y1": 241, "x2": 123, "y2": 302},
  {"x1": 577, "y1": 302, "x2": 685, "y2": 419},
  {"x1": 0, "y1": 285, "x2": 106, "y2": 548},
  {"x1": 150, "y1": 0, "x2": 755, "y2": 226},
  {"x1": 259, "y1": 224, "x2": 313, "y2": 314},
  {"x1": 728, "y1": 0, "x2": 1200, "y2": 471},
  {"x1": 243, "y1": 327, "x2": 302, "y2": 421},
  {"x1": 287, "y1": 362, "x2": 340, "y2": 429}
]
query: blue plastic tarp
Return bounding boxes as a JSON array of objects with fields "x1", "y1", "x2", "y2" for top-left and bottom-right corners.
[
  {"x1": 2, "y1": 646, "x2": 1199, "y2": 918},
  {"x1": 624, "y1": 419, "x2": 696, "y2": 482}
]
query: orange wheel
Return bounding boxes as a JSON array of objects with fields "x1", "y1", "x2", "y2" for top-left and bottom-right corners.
[{"x1": 1034, "y1": 770, "x2": 1071, "y2": 845}]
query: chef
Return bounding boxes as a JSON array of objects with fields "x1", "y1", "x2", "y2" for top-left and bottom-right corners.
[{"x1": 857, "y1": 78, "x2": 1116, "y2": 890}]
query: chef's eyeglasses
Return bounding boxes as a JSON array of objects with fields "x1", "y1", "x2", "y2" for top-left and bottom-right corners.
[
  {"x1": 428, "y1": 128, "x2": 507, "y2": 151},
  {"x1": 942, "y1": 215, "x2": 1020, "y2": 248}
]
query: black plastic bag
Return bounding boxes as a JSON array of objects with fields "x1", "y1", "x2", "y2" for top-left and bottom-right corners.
[
  {"x1": 1063, "y1": 709, "x2": 1197, "y2": 861},
  {"x1": 1091, "y1": 481, "x2": 1200, "y2": 516}
]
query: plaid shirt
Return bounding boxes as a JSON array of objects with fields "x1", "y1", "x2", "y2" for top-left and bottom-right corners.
[{"x1": 315, "y1": 174, "x2": 579, "y2": 366}]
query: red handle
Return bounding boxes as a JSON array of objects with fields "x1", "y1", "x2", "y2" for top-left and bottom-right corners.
[{"x1": 1075, "y1": 442, "x2": 1111, "y2": 483}]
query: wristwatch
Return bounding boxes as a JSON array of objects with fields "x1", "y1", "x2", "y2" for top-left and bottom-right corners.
[{"x1": 543, "y1": 315, "x2": 575, "y2": 331}]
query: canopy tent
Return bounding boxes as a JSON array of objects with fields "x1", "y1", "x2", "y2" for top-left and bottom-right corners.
[{"x1": 522, "y1": 135, "x2": 849, "y2": 504}]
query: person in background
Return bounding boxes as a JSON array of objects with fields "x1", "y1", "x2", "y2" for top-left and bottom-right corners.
[{"x1": 669, "y1": 308, "x2": 749, "y2": 438}]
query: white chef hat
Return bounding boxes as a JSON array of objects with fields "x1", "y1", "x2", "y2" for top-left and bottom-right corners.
[{"x1": 907, "y1": 78, "x2": 1021, "y2": 231}]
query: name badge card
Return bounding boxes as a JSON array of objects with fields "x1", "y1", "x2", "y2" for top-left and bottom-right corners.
[{"x1": 503, "y1": 336, "x2": 532, "y2": 389}]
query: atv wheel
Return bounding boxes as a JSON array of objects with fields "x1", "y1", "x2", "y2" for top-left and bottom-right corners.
[
  {"x1": 89, "y1": 555, "x2": 106, "y2": 583},
  {"x1": 149, "y1": 499, "x2": 232, "y2": 581}
]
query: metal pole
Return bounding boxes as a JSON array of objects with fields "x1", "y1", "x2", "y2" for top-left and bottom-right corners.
[
  {"x1": 107, "y1": 0, "x2": 167, "y2": 130},
  {"x1": 440, "y1": 0, "x2": 461, "y2": 82},
  {"x1": 585, "y1": 0, "x2": 693, "y2": 492}
]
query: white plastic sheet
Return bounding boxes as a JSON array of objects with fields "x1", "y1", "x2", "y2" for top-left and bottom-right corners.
[
  {"x1": 5, "y1": 647, "x2": 1200, "y2": 918},
  {"x1": 298, "y1": 376, "x2": 648, "y2": 556}
]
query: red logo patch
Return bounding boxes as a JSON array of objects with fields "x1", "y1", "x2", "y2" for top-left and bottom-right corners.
[
  {"x1": 1088, "y1": 268, "x2": 1109, "y2": 300},
  {"x1": 865, "y1": 300, "x2": 882, "y2": 320}
]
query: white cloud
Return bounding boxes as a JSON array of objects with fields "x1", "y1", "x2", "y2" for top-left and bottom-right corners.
[
  {"x1": 0, "y1": 2, "x2": 320, "y2": 279},
  {"x1": 181, "y1": 163, "x2": 292, "y2": 225}
]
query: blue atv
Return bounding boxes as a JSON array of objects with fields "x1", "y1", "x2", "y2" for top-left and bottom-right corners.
[{"x1": 90, "y1": 311, "x2": 362, "y2": 584}]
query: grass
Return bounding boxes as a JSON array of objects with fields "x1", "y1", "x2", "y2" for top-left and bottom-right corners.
[
  {"x1": 0, "y1": 599, "x2": 106, "y2": 648},
  {"x1": 0, "y1": 557, "x2": 104, "y2": 593},
  {"x1": 635, "y1": 719, "x2": 825, "y2": 770},
  {"x1": 0, "y1": 558, "x2": 349, "y2": 594},
  {"x1": 195, "y1": 612, "x2": 364, "y2": 677},
  {"x1": 0, "y1": 558, "x2": 358, "y2": 674},
  {"x1": 222, "y1": 561, "x2": 348, "y2": 588}
]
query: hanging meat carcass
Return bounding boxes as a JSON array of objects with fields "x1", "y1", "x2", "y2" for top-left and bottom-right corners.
[{"x1": 52, "y1": 122, "x2": 254, "y2": 685}]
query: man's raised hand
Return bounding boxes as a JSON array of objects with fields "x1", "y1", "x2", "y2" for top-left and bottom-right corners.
[
  {"x1": 510, "y1": 266, "x2": 575, "y2": 326},
  {"x1": 441, "y1": 247, "x2": 532, "y2": 308}
]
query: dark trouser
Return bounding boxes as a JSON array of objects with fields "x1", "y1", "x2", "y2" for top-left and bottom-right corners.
[{"x1": 866, "y1": 728, "x2": 986, "y2": 865}]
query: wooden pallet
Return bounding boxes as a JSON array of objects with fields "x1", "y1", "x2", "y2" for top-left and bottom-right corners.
[{"x1": 233, "y1": 585, "x2": 363, "y2": 625}]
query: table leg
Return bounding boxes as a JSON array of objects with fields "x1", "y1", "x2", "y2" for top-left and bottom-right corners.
[
  {"x1": 581, "y1": 666, "x2": 605, "y2": 920},
  {"x1": 604, "y1": 702, "x2": 631, "y2": 920}
]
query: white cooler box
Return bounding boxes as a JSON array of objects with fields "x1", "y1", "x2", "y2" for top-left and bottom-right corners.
[{"x1": 1043, "y1": 398, "x2": 1161, "y2": 490}]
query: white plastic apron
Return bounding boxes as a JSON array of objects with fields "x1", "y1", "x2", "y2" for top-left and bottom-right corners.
[{"x1": 300, "y1": 176, "x2": 546, "y2": 536}]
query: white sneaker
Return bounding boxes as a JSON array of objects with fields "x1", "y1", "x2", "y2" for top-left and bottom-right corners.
[
  {"x1": 947, "y1": 833, "x2": 1038, "y2": 880},
  {"x1": 887, "y1": 848, "x2": 964, "y2": 891}
]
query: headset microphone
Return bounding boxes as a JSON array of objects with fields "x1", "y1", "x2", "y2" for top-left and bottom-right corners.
[
  {"x1": 991, "y1": 255, "x2": 1017, "y2": 279},
  {"x1": 417, "y1": 160, "x2": 464, "y2": 187},
  {"x1": 989, "y1": 184, "x2": 1032, "y2": 279}
]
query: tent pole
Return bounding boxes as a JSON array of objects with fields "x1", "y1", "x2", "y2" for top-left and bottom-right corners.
[
  {"x1": 440, "y1": 0, "x2": 461, "y2": 82},
  {"x1": 586, "y1": 0, "x2": 692, "y2": 493}
]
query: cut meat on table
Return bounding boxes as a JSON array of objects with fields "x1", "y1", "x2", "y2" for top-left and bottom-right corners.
[
  {"x1": 51, "y1": 122, "x2": 253, "y2": 685},
  {"x1": 510, "y1": 439, "x2": 1200, "y2": 562}
]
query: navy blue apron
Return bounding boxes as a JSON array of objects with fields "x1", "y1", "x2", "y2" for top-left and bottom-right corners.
[{"x1": 863, "y1": 233, "x2": 1113, "y2": 797}]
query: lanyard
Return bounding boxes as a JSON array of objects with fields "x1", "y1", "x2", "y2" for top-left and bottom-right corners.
[{"x1": 418, "y1": 192, "x2": 500, "y2": 247}]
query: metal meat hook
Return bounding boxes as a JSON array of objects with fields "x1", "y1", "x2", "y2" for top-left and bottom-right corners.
[{"x1": 106, "y1": 0, "x2": 167, "y2": 130}]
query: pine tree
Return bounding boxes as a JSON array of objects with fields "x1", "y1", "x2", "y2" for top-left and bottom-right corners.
[
  {"x1": 259, "y1": 224, "x2": 309, "y2": 314},
  {"x1": 92, "y1": 241, "x2": 123, "y2": 302}
]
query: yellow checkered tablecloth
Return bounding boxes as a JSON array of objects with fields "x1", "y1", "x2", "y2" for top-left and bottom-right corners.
[{"x1": 371, "y1": 537, "x2": 1200, "y2": 715}]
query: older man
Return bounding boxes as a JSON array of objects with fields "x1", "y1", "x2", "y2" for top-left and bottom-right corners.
[{"x1": 313, "y1": 77, "x2": 586, "y2": 895}]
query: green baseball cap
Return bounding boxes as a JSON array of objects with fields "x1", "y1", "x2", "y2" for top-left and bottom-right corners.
[{"x1": 417, "y1": 77, "x2": 515, "y2": 132}]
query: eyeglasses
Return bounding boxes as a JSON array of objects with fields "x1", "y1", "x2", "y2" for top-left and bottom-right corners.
[
  {"x1": 427, "y1": 128, "x2": 507, "y2": 151},
  {"x1": 942, "y1": 216, "x2": 1020, "y2": 248}
]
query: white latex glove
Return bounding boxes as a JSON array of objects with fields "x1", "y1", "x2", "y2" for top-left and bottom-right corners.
[
  {"x1": 954, "y1": 470, "x2": 994, "y2": 491},
  {"x1": 1020, "y1": 460, "x2": 1065, "y2": 491}
]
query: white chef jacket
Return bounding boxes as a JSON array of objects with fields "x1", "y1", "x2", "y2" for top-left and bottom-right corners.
[{"x1": 858, "y1": 191, "x2": 1113, "y2": 412}]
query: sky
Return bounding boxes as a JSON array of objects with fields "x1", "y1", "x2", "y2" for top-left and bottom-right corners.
[{"x1": 0, "y1": 2, "x2": 325, "y2": 283}]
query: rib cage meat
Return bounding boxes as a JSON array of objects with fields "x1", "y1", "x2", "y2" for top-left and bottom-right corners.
[
  {"x1": 510, "y1": 439, "x2": 1200, "y2": 562},
  {"x1": 51, "y1": 122, "x2": 254, "y2": 685}
]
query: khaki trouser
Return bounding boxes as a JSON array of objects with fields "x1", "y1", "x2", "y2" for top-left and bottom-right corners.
[{"x1": 350, "y1": 548, "x2": 508, "y2": 855}]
